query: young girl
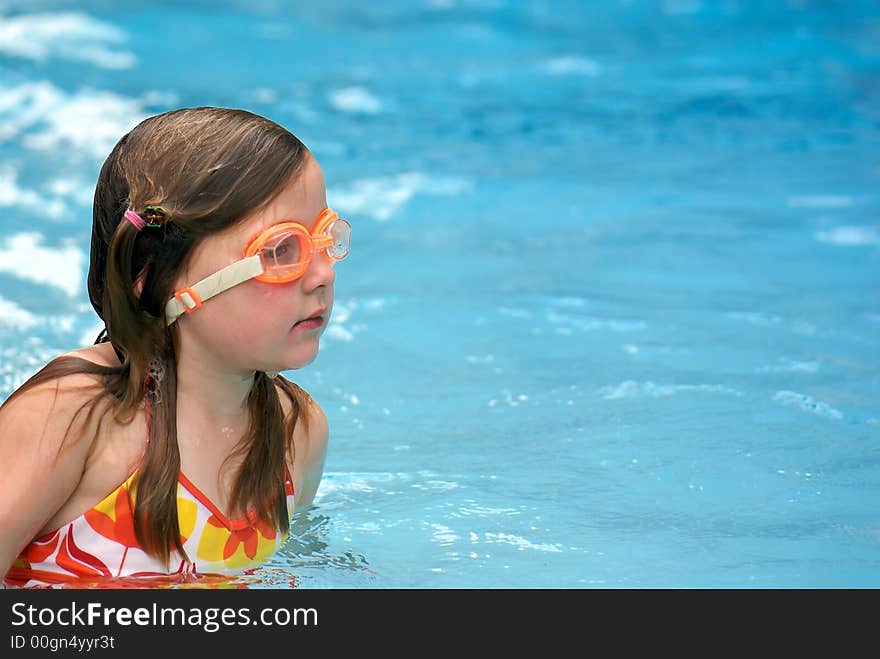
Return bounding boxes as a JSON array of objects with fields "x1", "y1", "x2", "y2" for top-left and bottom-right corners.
[{"x1": 0, "y1": 107, "x2": 350, "y2": 588}]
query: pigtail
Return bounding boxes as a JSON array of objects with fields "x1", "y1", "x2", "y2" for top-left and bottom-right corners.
[
  {"x1": 104, "y1": 207, "x2": 189, "y2": 567},
  {"x1": 132, "y1": 335, "x2": 186, "y2": 566},
  {"x1": 230, "y1": 372, "x2": 290, "y2": 531},
  {"x1": 103, "y1": 218, "x2": 151, "y2": 417}
]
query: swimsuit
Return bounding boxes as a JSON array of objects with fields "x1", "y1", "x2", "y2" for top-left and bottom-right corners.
[{"x1": 4, "y1": 467, "x2": 295, "y2": 588}]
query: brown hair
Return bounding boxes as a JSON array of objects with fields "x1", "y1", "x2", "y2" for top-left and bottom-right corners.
[{"x1": 2, "y1": 107, "x2": 313, "y2": 566}]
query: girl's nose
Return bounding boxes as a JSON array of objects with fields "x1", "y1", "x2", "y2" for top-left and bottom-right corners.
[{"x1": 300, "y1": 252, "x2": 336, "y2": 292}]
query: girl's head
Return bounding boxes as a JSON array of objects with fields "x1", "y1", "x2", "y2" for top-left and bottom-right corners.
[
  {"x1": 168, "y1": 154, "x2": 341, "y2": 377},
  {"x1": 89, "y1": 107, "x2": 344, "y2": 391}
]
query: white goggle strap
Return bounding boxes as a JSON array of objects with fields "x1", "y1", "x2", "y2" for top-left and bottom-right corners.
[{"x1": 165, "y1": 254, "x2": 264, "y2": 326}]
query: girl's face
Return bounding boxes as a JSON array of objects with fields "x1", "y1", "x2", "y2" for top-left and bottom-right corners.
[{"x1": 172, "y1": 155, "x2": 337, "y2": 375}]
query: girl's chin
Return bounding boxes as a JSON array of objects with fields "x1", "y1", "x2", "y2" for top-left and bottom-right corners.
[{"x1": 265, "y1": 349, "x2": 320, "y2": 374}]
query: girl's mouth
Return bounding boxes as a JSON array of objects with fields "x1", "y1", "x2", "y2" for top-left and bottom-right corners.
[{"x1": 292, "y1": 308, "x2": 326, "y2": 332}]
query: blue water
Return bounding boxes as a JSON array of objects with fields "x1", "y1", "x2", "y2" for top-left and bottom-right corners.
[{"x1": 0, "y1": 1, "x2": 878, "y2": 588}]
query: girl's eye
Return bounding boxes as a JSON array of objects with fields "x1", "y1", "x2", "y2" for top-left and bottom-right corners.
[{"x1": 271, "y1": 239, "x2": 302, "y2": 266}]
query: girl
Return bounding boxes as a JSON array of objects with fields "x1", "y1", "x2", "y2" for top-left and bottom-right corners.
[{"x1": 0, "y1": 107, "x2": 350, "y2": 588}]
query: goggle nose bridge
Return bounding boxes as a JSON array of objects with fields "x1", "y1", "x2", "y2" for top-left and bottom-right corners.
[{"x1": 310, "y1": 232, "x2": 335, "y2": 252}]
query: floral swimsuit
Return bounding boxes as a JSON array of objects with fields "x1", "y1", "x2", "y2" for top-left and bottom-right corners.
[{"x1": 5, "y1": 468, "x2": 295, "y2": 588}]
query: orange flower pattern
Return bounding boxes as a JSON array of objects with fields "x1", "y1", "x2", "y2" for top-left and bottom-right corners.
[{"x1": 5, "y1": 470, "x2": 294, "y2": 588}]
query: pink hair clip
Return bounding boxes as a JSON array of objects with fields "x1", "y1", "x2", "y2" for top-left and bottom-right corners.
[{"x1": 124, "y1": 209, "x2": 147, "y2": 231}]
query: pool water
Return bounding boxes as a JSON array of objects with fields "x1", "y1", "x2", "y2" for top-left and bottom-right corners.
[{"x1": 0, "y1": 1, "x2": 878, "y2": 588}]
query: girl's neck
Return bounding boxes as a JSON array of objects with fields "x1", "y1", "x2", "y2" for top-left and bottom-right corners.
[{"x1": 174, "y1": 354, "x2": 255, "y2": 417}]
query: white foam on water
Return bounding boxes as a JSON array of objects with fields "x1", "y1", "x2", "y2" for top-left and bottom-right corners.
[
  {"x1": 330, "y1": 301, "x2": 352, "y2": 324},
  {"x1": 0, "y1": 232, "x2": 84, "y2": 296},
  {"x1": 316, "y1": 477, "x2": 377, "y2": 497},
  {"x1": 488, "y1": 389, "x2": 530, "y2": 408},
  {"x1": 23, "y1": 90, "x2": 146, "y2": 159},
  {"x1": 0, "y1": 295, "x2": 39, "y2": 329},
  {"x1": 329, "y1": 172, "x2": 473, "y2": 221},
  {"x1": 0, "y1": 12, "x2": 135, "y2": 69},
  {"x1": 0, "y1": 81, "x2": 149, "y2": 159},
  {"x1": 0, "y1": 166, "x2": 69, "y2": 219},
  {"x1": 324, "y1": 324, "x2": 354, "y2": 342},
  {"x1": 0, "y1": 166, "x2": 40, "y2": 207},
  {"x1": 599, "y1": 380, "x2": 743, "y2": 399},
  {"x1": 47, "y1": 177, "x2": 95, "y2": 207},
  {"x1": 328, "y1": 86, "x2": 382, "y2": 114},
  {"x1": 773, "y1": 390, "x2": 843, "y2": 420},
  {"x1": 357, "y1": 296, "x2": 396, "y2": 312},
  {"x1": 422, "y1": 480, "x2": 459, "y2": 491},
  {"x1": 0, "y1": 81, "x2": 58, "y2": 142},
  {"x1": 323, "y1": 299, "x2": 363, "y2": 343},
  {"x1": 481, "y1": 532, "x2": 563, "y2": 553},
  {"x1": 430, "y1": 523, "x2": 459, "y2": 545},
  {"x1": 318, "y1": 471, "x2": 401, "y2": 499},
  {"x1": 815, "y1": 226, "x2": 880, "y2": 246},
  {"x1": 454, "y1": 504, "x2": 520, "y2": 518}
]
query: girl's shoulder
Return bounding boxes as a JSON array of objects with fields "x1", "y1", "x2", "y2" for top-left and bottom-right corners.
[
  {"x1": 0, "y1": 345, "x2": 117, "y2": 493},
  {"x1": 59, "y1": 341, "x2": 121, "y2": 368},
  {"x1": 275, "y1": 380, "x2": 328, "y2": 448},
  {"x1": 0, "y1": 342, "x2": 144, "y2": 548},
  {"x1": 274, "y1": 378, "x2": 329, "y2": 509},
  {"x1": 1, "y1": 343, "x2": 116, "y2": 425}
]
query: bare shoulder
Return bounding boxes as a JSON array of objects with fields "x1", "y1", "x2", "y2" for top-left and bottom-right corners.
[
  {"x1": 0, "y1": 349, "x2": 111, "y2": 574},
  {"x1": 297, "y1": 394, "x2": 329, "y2": 447},
  {"x1": 0, "y1": 343, "x2": 121, "y2": 471},
  {"x1": 275, "y1": 381, "x2": 329, "y2": 510},
  {"x1": 274, "y1": 380, "x2": 328, "y2": 440},
  {"x1": 2, "y1": 354, "x2": 106, "y2": 428},
  {"x1": 60, "y1": 341, "x2": 121, "y2": 368},
  {"x1": 3, "y1": 342, "x2": 116, "y2": 426}
]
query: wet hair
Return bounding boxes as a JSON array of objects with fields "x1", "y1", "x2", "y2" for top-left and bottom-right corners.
[{"x1": 4, "y1": 107, "x2": 313, "y2": 566}]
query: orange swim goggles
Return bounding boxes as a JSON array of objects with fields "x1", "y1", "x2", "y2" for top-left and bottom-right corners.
[{"x1": 165, "y1": 208, "x2": 350, "y2": 325}]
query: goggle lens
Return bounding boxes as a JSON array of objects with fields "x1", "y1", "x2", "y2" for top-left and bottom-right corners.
[
  {"x1": 325, "y1": 218, "x2": 351, "y2": 260},
  {"x1": 260, "y1": 230, "x2": 311, "y2": 279}
]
